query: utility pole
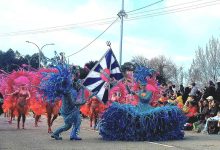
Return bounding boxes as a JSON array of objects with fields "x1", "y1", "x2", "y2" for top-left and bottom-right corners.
[{"x1": 118, "y1": 0, "x2": 127, "y2": 66}]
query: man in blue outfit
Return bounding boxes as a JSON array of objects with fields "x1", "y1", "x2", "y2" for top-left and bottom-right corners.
[{"x1": 51, "y1": 87, "x2": 86, "y2": 140}]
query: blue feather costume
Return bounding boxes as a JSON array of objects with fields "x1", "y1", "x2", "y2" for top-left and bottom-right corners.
[
  {"x1": 40, "y1": 64, "x2": 86, "y2": 140},
  {"x1": 99, "y1": 66, "x2": 187, "y2": 141}
]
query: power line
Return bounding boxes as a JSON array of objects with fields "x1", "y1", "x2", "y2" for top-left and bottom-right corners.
[
  {"x1": 127, "y1": 2, "x2": 220, "y2": 21},
  {"x1": 0, "y1": 17, "x2": 116, "y2": 37},
  {"x1": 0, "y1": 0, "x2": 197, "y2": 36},
  {"x1": 126, "y1": 0, "x2": 220, "y2": 21},
  {"x1": 66, "y1": 17, "x2": 119, "y2": 58},
  {"x1": 0, "y1": 0, "x2": 217, "y2": 36},
  {"x1": 0, "y1": 1, "x2": 161, "y2": 37},
  {"x1": 0, "y1": 19, "x2": 115, "y2": 37},
  {"x1": 126, "y1": 0, "x2": 164, "y2": 13},
  {"x1": 128, "y1": 0, "x2": 219, "y2": 16}
]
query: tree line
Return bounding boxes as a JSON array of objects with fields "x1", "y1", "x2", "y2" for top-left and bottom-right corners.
[
  {"x1": 0, "y1": 36, "x2": 220, "y2": 88},
  {"x1": 0, "y1": 49, "x2": 39, "y2": 72}
]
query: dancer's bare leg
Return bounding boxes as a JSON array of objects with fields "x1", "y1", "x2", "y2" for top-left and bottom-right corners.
[
  {"x1": 47, "y1": 114, "x2": 58, "y2": 133},
  {"x1": 47, "y1": 113, "x2": 52, "y2": 133},
  {"x1": 22, "y1": 114, "x2": 26, "y2": 129},
  {"x1": 90, "y1": 114, "x2": 93, "y2": 127},
  {"x1": 9, "y1": 109, "x2": 14, "y2": 124},
  {"x1": 51, "y1": 114, "x2": 58, "y2": 126},
  {"x1": 17, "y1": 114, "x2": 21, "y2": 129},
  {"x1": 94, "y1": 114, "x2": 98, "y2": 130},
  {"x1": 35, "y1": 115, "x2": 41, "y2": 127}
]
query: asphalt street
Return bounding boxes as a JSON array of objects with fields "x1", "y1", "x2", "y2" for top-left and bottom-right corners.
[{"x1": 0, "y1": 115, "x2": 220, "y2": 150}]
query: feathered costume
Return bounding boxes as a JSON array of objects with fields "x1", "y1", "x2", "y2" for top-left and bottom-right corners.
[
  {"x1": 108, "y1": 81, "x2": 138, "y2": 105},
  {"x1": 80, "y1": 89, "x2": 106, "y2": 128},
  {"x1": 99, "y1": 66, "x2": 187, "y2": 141},
  {"x1": 0, "y1": 70, "x2": 39, "y2": 117},
  {"x1": 29, "y1": 68, "x2": 62, "y2": 132},
  {"x1": 39, "y1": 64, "x2": 86, "y2": 140},
  {"x1": 0, "y1": 69, "x2": 43, "y2": 128},
  {"x1": 30, "y1": 68, "x2": 61, "y2": 116}
]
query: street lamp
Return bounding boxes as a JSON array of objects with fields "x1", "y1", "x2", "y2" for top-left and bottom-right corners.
[{"x1": 26, "y1": 41, "x2": 54, "y2": 68}]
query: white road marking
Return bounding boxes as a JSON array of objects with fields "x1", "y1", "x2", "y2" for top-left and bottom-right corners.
[
  {"x1": 82, "y1": 127, "x2": 176, "y2": 148},
  {"x1": 81, "y1": 127, "x2": 99, "y2": 133},
  {"x1": 148, "y1": 142, "x2": 175, "y2": 148}
]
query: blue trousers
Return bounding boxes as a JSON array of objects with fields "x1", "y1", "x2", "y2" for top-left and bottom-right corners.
[{"x1": 53, "y1": 111, "x2": 81, "y2": 138}]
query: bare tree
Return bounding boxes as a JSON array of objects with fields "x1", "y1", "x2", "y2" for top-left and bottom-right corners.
[
  {"x1": 187, "y1": 60, "x2": 203, "y2": 86},
  {"x1": 131, "y1": 55, "x2": 186, "y2": 85},
  {"x1": 188, "y1": 37, "x2": 220, "y2": 86},
  {"x1": 148, "y1": 55, "x2": 178, "y2": 84},
  {"x1": 131, "y1": 56, "x2": 149, "y2": 67},
  {"x1": 170, "y1": 66, "x2": 185, "y2": 86}
]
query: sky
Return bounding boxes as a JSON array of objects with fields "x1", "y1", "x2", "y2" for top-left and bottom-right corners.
[{"x1": 0, "y1": 0, "x2": 220, "y2": 69}]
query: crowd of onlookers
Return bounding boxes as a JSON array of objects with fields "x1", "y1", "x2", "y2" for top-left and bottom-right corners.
[{"x1": 158, "y1": 81, "x2": 220, "y2": 134}]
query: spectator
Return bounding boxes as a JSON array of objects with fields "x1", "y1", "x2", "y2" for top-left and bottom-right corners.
[
  {"x1": 192, "y1": 100, "x2": 207, "y2": 133},
  {"x1": 208, "y1": 100, "x2": 219, "y2": 118},
  {"x1": 195, "y1": 90, "x2": 202, "y2": 102},
  {"x1": 182, "y1": 86, "x2": 191, "y2": 104},
  {"x1": 189, "y1": 82, "x2": 198, "y2": 97},
  {"x1": 203, "y1": 81, "x2": 216, "y2": 99},
  {"x1": 197, "y1": 100, "x2": 209, "y2": 122},
  {"x1": 175, "y1": 91, "x2": 184, "y2": 109},
  {"x1": 198, "y1": 100, "x2": 203, "y2": 114},
  {"x1": 161, "y1": 83, "x2": 167, "y2": 92},
  {"x1": 186, "y1": 95, "x2": 197, "y2": 104},
  {"x1": 184, "y1": 101, "x2": 198, "y2": 124},
  {"x1": 202, "y1": 111, "x2": 220, "y2": 134},
  {"x1": 158, "y1": 93, "x2": 168, "y2": 106},
  {"x1": 167, "y1": 94, "x2": 177, "y2": 106},
  {"x1": 180, "y1": 84, "x2": 185, "y2": 95},
  {"x1": 207, "y1": 96, "x2": 214, "y2": 110},
  {"x1": 172, "y1": 84, "x2": 177, "y2": 95},
  {"x1": 215, "y1": 81, "x2": 220, "y2": 104},
  {"x1": 166, "y1": 85, "x2": 174, "y2": 97}
]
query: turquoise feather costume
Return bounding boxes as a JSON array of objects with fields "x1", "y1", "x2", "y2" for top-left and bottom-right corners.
[{"x1": 99, "y1": 66, "x2": 187, "y2": 141}]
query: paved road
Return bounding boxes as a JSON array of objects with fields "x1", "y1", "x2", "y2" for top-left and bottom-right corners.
[{"x1": 0, "y1": 116, "x2": 220, "y2": 150}]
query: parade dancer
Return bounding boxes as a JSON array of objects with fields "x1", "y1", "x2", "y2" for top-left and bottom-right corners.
[
  {"x1": 45, "y1": 101, "x2": 61, "y2": 133},
  {"x1": 81, "y1": 94, "x2": 106, "y2": 129},
  {"x1": 33, "y1": 100, "x2": 61, "y2": 133},
  {"x1": 99, "y1": 66, "x2": 187, "y2": 141},
  {"x1": 31, "y1": 68, "x2": 61, "y2": 133},
  {"x1": 51, "y1": 89, "x2": 86, "y2": 140},
  {"x1": 0, "y1": 69, "x2": 38, "y2": 129},
  {"x1": 12, "y1": 85, "x2": 30, "y2": 129},
  {"x1": 40, "y1": 64, "x2": 86, "y2": 140}
]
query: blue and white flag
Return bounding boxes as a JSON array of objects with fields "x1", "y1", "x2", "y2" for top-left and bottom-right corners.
[{"x1": 83, "y1": 49, "x2": 123, "y2": 104}]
